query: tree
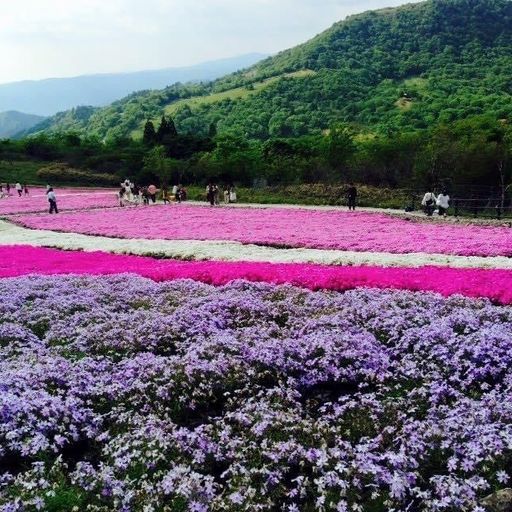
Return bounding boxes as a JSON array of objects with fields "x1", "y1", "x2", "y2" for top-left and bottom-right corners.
[
  {"x1": 142, "y1": 145, "x2": 181, "y2": 187},
  {"x1": 201, "y1": 135, "x2": 263, "y2": 185},
  {"x1": 156, "y1": 115, "x2": 178, "y2": 143},
  {"x1": 493, "y1": 123, "x2": 512, "y2": 210},
  {"x1": 326, "y1": 124, "x2": 355, "y2": 172},
  {"x1": 142, "y1": 120, "x2": 156, "y2": 145},
  {"x1": 167, "y1": 117, "x2": 178, "y2": 138},
  {"x1": 208, "y1": 122, "x2": 218, "y2": 139},
  {"x1": 156, "y1": 116, "x2": 169, "y2": 143}
]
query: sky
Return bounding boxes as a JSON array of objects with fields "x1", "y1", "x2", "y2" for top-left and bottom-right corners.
[{"x1": 0, "y1": 0, "x2": 418, "y2": 84}]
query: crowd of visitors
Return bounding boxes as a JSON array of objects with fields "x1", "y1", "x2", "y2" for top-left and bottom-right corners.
[
  {"x1": 206, "y1": 183, "x2": 237, "y2": 206},
  {"x1": 118, "y1": 180, "x2": 189, "y2": 207},
  {"x1": 0, "y1": 176, "x2": 456, "y2": 220},
  {"x1": 0, "y1": 182, "x2": 29, "y2": 198}
]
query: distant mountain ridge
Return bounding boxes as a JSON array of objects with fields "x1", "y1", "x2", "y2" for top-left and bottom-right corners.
[
  {"x1": 23, "y1": 0, "x2": 512, "y2": 140},
  {"x1": 0, "y1": 111, "x2": 46, "y2": 138},
  {"x1": 0, "y1": 54, "x2": 267, "y2": 117}
]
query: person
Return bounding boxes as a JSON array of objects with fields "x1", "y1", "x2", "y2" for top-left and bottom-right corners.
[
  {"x1": 47, "y1": 188, "x2": 58, "y2": 214},
  {"x1": 6, "y1": 183, "x2": 10, "y2": 195},
  {"x1": 229, "y1": 184, "x2": 237, "y2": 203},
  {"x1": 213, "y1": 184, "x2": 220, "y2": 205},
  {"x1": 422, "y1": 189, "x2": 437, "y2": 217},
  {"x1": 436, "y1": 190, "x2": 450, "y2": 217},
  {"x1": 180, "y1": 186, "x2": 187, "y2": 202},
  {"x1": 134, "y1": 184, "x2": 142, "y2": 204},
  {"x1": 162, "y1": 185, "x2": 170, "y2": 205},
  {"x1": 148, "y1": 184, "x2": 157, "y2": 203},
  {"x1": 23, "y1": 184, "x2": 29, "y2": 196},
  {"x1": 206, "y1": 183, "x2": 215, "y2": 206},
  {"x1": 141, "y1": 186, "x2": 150, "y2": 205},
  {"x1": 223, "y1": 186, "x2": 230, "y2": 204},
  {"x1": 172, "y1": 184, "x2": 178, "y2": 200},
  {"x1": 122, "y1": 179, "x2": 134, "y2": 202},
  {"x1": 15, "y1": 182, "x2": 22, "y2": 197},
  {"x1": 347, "y1": 183, "x2": 357, "y2": 211},
  {"x1": 118, "y1": 187, "x2": 126, "y2": 207},
  {"x1": 176, "y1": 185, "x2": 184, "y2": 203}
]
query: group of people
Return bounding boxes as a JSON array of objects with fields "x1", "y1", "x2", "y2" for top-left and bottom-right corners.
[
  {"x1": 1, "y1": 181, "x2": 57, "y2": 213},
  {"x1": 119, "y1": 180, "x2": 188, "y2": 207},
  {"x1": 421, "y1": 189, "x2": 450, "y2": 217},
  {"x1": 206, "y1": 183, "x2": 237, "y2": 206},
  {"x1": 167, "y1": 184, "x2": 187, "y2": 204},
  {"x1": 0, "y1": 182, "x2": 29, "y2": 198}
]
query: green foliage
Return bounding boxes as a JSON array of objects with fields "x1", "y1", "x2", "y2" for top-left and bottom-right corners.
[
  {"x1": 37, "y1": 163, "x2": 120, "y2": 186},
  {"x1": 142, "y1": 120, "x2": 156, "y2": 145},
  {"x1": 5, "y1": 114, "x2": 512, "y2": 197},
  {"x1": 25, "y1": 0, "x2": 512, "y2": 141},
  {"x1": 0, "y1": 158, "x2": 44, "y2": 184},
  {"x1": 156, "y1": 115, "x2": 178, "y2": 143},
  {"x1": 142, "y1": 145, "x2": 183, "y2": 186},
  {"x1": 186, "y1": 183, "x2": 412, "y2": 209}
]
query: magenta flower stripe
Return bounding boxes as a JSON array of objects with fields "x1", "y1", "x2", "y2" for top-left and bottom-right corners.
[
  {"x1": 1, "y1": 245, "x2": 511, "y2": 303},
  {"x1": 15, "y1": 205, "x2": 512, "y2": 256}
]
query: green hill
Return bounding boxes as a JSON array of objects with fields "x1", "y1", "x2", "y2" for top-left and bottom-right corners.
[
  {"x1": 0, "y1": 111, "x2": 46, "y2": 138},
  {"x1": 25, "y1": 0, "x2": 512, "y2": 140}
]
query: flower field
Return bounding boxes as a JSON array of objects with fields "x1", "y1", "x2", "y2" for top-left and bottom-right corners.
[
  {"x1": 14, "y1": 204, "x2": 512, "y2": 256},
  {"x1": 1, "y1": 198, "x2": 512, "y2": 511},
  {"x1": 1, "y1": 245, "x2": 512, "y2": 304},
  {"x1": 0, "y1": 188, "x2": 119, "y2": 215}
]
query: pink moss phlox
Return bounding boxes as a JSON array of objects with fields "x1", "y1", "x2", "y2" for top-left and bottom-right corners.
[
  {"x1": 0, "y1": 187, "x2": 119, "y2": 215},
  {"x1": 15, "y1": 205, "x2": 512, "y2": 257},
  {"x1": 1, "y1": 245, "x2": 511, "y2": 304}
]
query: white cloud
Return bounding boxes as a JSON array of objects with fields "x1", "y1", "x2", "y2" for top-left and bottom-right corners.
[{"x1": 0, "y1": 0, "x2": 420, "y2": 84}]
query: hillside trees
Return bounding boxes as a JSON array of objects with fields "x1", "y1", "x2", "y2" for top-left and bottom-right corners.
[{"x1": 142, "y1": 120, "x2": 156, "y2": 145}]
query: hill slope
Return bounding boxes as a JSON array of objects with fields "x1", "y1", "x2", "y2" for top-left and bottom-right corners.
[
  {"x1": 0, "y1": 111, "x2": 46, "y2": 138},
  {"x1": 0, "y1": 54, "x2": 267, "y2": 117},
  {"x1": 27, "y1": 0, "x2": 512, "y2": 140}
]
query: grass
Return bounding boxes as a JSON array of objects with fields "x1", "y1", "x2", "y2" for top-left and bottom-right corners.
[{"x1": 165, "y1": 70, "x2": 316, "y2": 116}]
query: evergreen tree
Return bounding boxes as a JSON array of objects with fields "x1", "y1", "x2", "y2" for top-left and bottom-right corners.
[
  {"x1": 142, "y1": 120, "x2": 156, "y2": 145},
  {"x1": 157, "y1": 115, "x2": 178, "y2": 142},
  {"x1": 156, "y1": 116, "x2": 169, "y2": 143},
  {"x1": 168, "y1": 117, "x2": 178, "y2": 137},
  {"x1": 208, "y1": 122, "x2": 218, "y2": 138}
]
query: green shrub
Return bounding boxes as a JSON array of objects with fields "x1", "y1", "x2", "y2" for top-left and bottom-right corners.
[{"x1": 37, "y1": 163, "x2": 120, "y2": 186}]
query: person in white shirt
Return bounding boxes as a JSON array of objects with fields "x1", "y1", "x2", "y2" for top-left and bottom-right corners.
[
  {"x1": 421, "y1": 190, "x2": 437, "y2": 217},
  {"x1": 47, "y1": 188, "x2": 58, "y2": 214},
  {"x1": 15, "y1": 182, "x2": 22, "y2": 197},
  {"x1": 229, "y1": 185, "x2": 237, "y2": 203},
  {"x1": 436, "y1": 191, "x2": 450, "y2": 217}
]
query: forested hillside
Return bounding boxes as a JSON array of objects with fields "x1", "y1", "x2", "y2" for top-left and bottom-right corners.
[{"x1": 25, "y1": 0, "x2": 512, "y2": 140}]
